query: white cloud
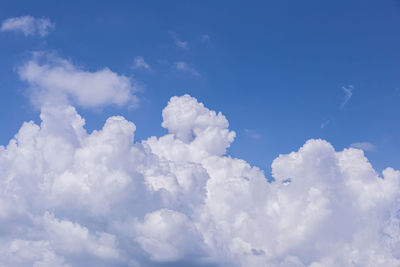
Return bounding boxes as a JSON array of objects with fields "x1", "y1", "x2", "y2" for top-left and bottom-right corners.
[
  {"x1": 133, "y1": 56, "x2": 151, "y2": 70},
  {"x1": 175, "y1": 40, "x2": 188, "y2": 49},
  {"x1": 134, "y1": 209, "x2": 206, "y2": 261},
  {"x1": 18, "y1": 52, "x2": 139, "y2": 108},
  {"x1": 350, "y1": 142, "x2": 376, "y2": 151},
  {"x1": 0, "y1": 239, "x2": 70, "y2": 267},
  {"x1": 1, "y1": 16, "x2": 54, "y2": 37},
  {"x1": 340, "y1": 85, "x2": 353, "y2": 108},
  {"x1": 0, "y1": 94, "x2": 399, "y2": 266},
  {"x1": 320, "y1": 119, "x2": 330, "y2": 129},
  {"x1": 43, "y1": 212, "x2": 119, "y2": 260},
  {"x1": 169, "y1": 31, "x2": 189, "y2": 49},
  {"x1": 175, "y1": 61, "x2": 200, "y2": 76}
]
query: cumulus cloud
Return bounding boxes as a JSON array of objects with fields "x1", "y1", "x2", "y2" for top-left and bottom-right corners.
[
  {"x1": 0, "y1": 94, "x2": 399, "y2": 266},
  {"x1": 18, "y1": 53, "x2": 139, "y2": 108},
  {"x1": 133, "y1": 56, "x2": 151, "y2": 70},
  {"x1": 1, "y1": 15, "x2": 54, "y2": 37}
]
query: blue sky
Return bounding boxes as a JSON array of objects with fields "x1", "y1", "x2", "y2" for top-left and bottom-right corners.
[
  {"x1": 1, "y1": 0, "x2": 400, "y2": 174},
  {"x1": 2, "y1": 1, "x2": 400, "y2": 266}
]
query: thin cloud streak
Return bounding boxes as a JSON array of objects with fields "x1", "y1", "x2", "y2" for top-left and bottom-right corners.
[
  {"x1": 175, "y1": 61, "x2": 199, "y2": 76},
  {"x1": 169, "y1": 31, "x2": 189, "y2": 49},
  {"x1": 350, "y1": 142, "x2": 376, "y2": 151},
  {"x1": 340, "y1": 85, "x2": 353, "y2": 108}
]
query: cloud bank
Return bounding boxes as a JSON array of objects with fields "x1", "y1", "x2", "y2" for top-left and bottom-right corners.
[
  {"x1": 0, "y1": 94, "x2": 399, "y2": 266},
  {"x1": 1, "y1": 16, "x2": 54, "y2": 37}
]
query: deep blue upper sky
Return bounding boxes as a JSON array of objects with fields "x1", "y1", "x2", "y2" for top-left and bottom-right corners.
[{"x1": 1, "y1": 0, "x2": 400, "y2": 175}]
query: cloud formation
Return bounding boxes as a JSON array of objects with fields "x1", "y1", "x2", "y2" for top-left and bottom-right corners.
[
  {"x1": 169, "y1": 31, "x2": 189, "y2": 49},
  {"x1": 0, "y1": 94, "x2": 399, "y2": 266},
  {"x1": 340, "y1": 85, "x2": 354, "y2": 109},
  {"x1": 350, "y1": 142, "x2": 376, "y2": 152},
  {"x1": 133, "y1": 56, "x2": 151, "y2": 70},
  {"x1": 175, "y1": 61, "x2": 199, "y2": 76},
  {"x1": 18, "y1": 53, "x2": 139, "y2": 108},
  {"x1": 1, "y1": 16, "x2": 54, "y2": 37}
]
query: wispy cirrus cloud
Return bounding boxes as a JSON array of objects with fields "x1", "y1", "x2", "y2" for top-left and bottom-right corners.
[
  {"x1": 244, "y1": 128, "x2": 261, "y2": 140},
  {"x1": 169, "y1": 31, "x2": 189, "y2": 49},
  {"x1": 133, "y1": 56, "x2": 151, "y2": 70},
  {"x1": 1, "y1": 15, "x2": 54, "y2": 37},
  {"x1": 340, "y1": 85, "x2": 354, "y2": 108},
  {"x1": 175, "y1": 61, "x2": 199, "y2": 76},
  {"x1": 350, "y1": 142, "x2": 376, "y2": 151},
  {"x1": 320, "y1": 119, "x2": 330, "y2": 129}
]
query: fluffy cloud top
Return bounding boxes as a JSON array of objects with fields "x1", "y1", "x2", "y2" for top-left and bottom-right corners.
[
  {"x1": 18, "y1": 53, "x2": 139, "y2": 108},
  {"x1": 1, "y1": 16, "x2": 54, "y2": 37},
  {"x1": 0, "y1": 94, "x2": 399, "y2": 266}
]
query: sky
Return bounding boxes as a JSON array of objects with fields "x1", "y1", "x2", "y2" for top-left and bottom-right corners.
[
  {"x1": 1, "y1": 1, "x2": 400, "y2": 266},
  {"x1": 1, "y1": 0, "x2": 400, "y2": 173}
]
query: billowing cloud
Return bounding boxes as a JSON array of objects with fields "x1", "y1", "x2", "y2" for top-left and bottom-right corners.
[
  {"x1": 0, "y1": 94, "x2": 399, "y2": 266},
  {"x1": 1, "y1": 15, "x2": 54, "y2": 37},
  {"x1": 18, "y1": 53, "x2": 139, "y2": 108}
]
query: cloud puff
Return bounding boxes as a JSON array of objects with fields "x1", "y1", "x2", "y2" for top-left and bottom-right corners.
[
  {"x1": 1, "y1": 16, "x2": 54, "y2": 37},
  {"x1": 169, "y1": 31, "x2": 189, "y2": 49},
  {"x1": 133, "y1": 56, "x2": 151, "y2": 70},
  {"x1": 0, "y1": 94, "x2": 399, "y2": 266},
  {"x1": 18, "y1": 53, "x2": 139, "y2": 108},
  {"x1": 175, "y1": 40, "x2": 188, "y2": 49}
]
